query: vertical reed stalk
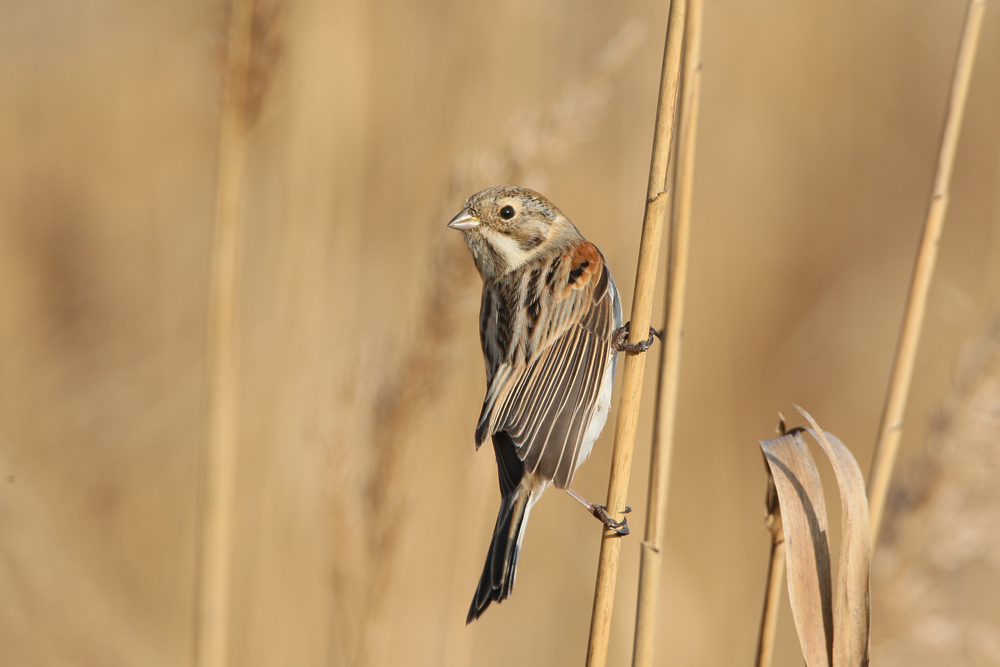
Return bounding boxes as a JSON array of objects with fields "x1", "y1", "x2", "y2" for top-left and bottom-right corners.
[
  {"x1": 631, "y1": 0, "x2": 702, "y2": 664},
  {"x1": 754, "y1": 539, "x2": 785, "y2": 667},
  {"x1": 867, "y1": 0, "x2": 986, "y2": 545},
  {"x1": 585, "y1": 2, "x2": 687, "y2": 665},
  {"x1": 755, "y1": 538, "x2": 786, "y2": 667},
  {"x1": 754, "y1": 477, "x2": 785, "y2": 667},
  {"x1": 195, "y1": 0, "x2": 254, "y2": 665}
]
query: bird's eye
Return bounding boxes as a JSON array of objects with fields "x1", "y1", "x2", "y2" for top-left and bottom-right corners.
[{"x1": 499, "y1": 205, "x2": 515, "y2": 220}]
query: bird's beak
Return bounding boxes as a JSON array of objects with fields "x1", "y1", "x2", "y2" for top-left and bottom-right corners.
[{"x1": 447, "y1": 208, "x2": 480, "y2": 231}]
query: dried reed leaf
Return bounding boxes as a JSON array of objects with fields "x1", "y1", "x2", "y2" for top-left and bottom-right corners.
[
  {"x1": 760, "y1": 432, "x2": 834, "y2": 667},
  {"x1": 760, "y1": 410, "x2": 872, "y2": 667},
  {"x1": 797, "y1": 407, "x2": 871, "y2": 667}
]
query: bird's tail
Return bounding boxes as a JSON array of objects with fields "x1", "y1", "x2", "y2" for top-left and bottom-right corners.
[{"x1": 467, "y1": 484, "x2": 533, "y2": 623}]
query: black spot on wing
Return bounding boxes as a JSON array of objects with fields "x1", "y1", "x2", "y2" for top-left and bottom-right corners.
[{"x1": 567, "y1": 260, "x2": 589, "y2": 285}]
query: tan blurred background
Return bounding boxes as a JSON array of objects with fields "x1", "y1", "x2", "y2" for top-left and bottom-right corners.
[{"x1": 2, "y1": 1, "x2": 999, "y2": 665}]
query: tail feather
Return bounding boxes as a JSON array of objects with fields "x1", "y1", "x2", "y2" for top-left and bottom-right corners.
[{"x1": 467, "y1": 486, "x2": 532, "y2": 623}]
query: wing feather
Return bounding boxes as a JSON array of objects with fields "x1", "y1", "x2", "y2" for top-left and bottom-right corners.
[{"x1": 476, "y1": 242, "x2": 618, "y2": 489}]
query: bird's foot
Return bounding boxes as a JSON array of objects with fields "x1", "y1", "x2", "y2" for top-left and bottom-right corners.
[
  {"x1": 591, "y1": 505, "x2": 631, "y2": 536},
  {"x1": 612, "y1": 322, "x2": 660, "y2": 353},
  {"x1": 565, "y1": 488, "x2": 631, "y2": 537}
]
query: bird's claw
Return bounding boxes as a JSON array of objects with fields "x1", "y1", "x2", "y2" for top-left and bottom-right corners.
[
  {"x1": 612, "y1": 322, "x2": 660, "y2": 354},
  {"x1": 592, "y1": 505, "x2": 630, "y2": 536}
]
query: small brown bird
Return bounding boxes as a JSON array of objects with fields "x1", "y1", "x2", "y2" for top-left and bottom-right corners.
[{"x1": 449, "y1": 185, "x2": 652, "y2": 623}]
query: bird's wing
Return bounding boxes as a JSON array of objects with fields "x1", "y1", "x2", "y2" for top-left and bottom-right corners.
[{"x1": 476, "y1": 241, "x2": 617, "y2": 489}]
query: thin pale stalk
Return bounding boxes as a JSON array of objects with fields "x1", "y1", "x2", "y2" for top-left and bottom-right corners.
[
  {"x1": 755, "y1": 536, "x2": 786, "y2": 667},
  {"x1": 631, "y1": 0, "x2": 702, "y2": 665},
  {"x1": 585, "y1": 2, "x2": 688, "y2": 666},
  {"x1": 195, "y1": 0, "x2": 254, "y2": 665},
  {"x1": 867, "y1": 0, "x2": 986, "y2": 544}
]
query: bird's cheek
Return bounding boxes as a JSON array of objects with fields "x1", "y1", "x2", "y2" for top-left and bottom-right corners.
[{"x1": 482, "y1": 228, "x2": 532, "y2": 271}]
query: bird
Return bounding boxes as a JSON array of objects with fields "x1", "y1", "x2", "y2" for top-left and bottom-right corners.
[{"x1": 448, "y1": 185, "x2": 655, "y2": 623}]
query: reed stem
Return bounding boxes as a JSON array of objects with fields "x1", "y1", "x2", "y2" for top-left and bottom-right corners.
[
  {"x1": 755, "y1": 539, "x2": 786, "y2": 667},
  {"x1": 585, "y1": 2, "x2": 687, "y2": 665},
  {"x1": 867, "y1": 0, "x2": 986, "y2": 545},
  {"x1": 195, "y1": 0, "x2": 254, "y2": 665},
  {"x1": 631, "y1": 0, "x2": 702, "y2": 664}
]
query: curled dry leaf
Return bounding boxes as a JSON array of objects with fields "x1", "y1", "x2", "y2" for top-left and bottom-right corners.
[
  {"x1": 797, "y1": 406, "x2": 871, "y2": 667},
  {"x1": 759, "y1": 409, "x2": 871, "y2": 667},
  {"x1": 760, "y1": 432, "x2": 833, "y2": 667}
]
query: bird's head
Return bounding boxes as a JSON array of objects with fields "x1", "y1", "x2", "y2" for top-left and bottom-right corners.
[{"x1": 448, "y1": 185, "x2": 579, "y2": 278}]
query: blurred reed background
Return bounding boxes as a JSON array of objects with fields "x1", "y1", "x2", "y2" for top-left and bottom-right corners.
[{"x1": 1, "y1": 1, "x2": 999, "y2": 666}]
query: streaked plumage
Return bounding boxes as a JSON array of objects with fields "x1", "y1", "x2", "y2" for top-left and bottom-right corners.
[{"x1": 448, "y1": 185, "x2": 624, "y2": 623}]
